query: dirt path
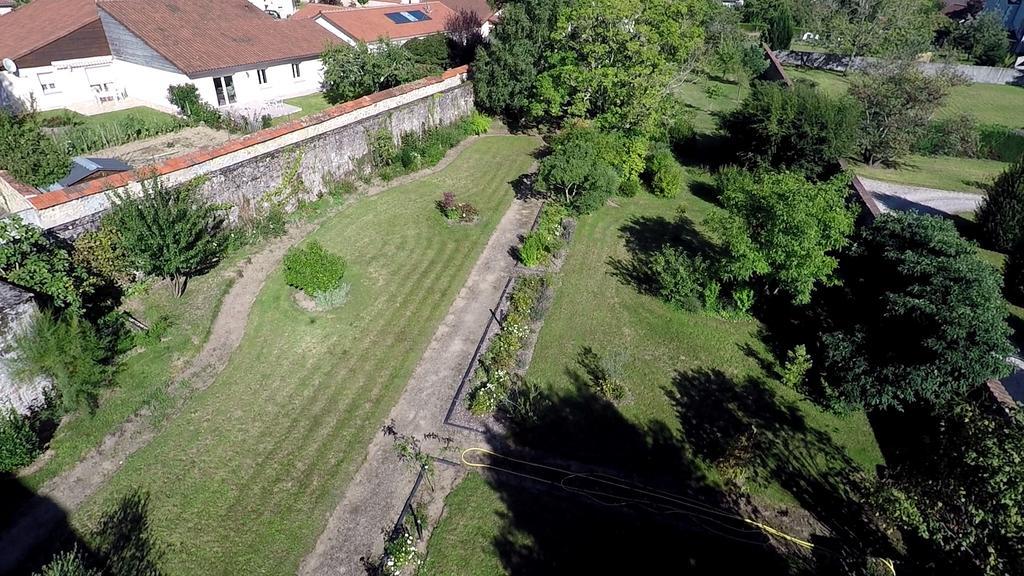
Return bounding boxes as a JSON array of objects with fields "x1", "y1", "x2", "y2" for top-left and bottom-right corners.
[
  {"x1": 298, "y1": 196, "x2": 541, "y2": 576},
  {"x1": 859, "y1": 177, "x2": 984, "y2": 217},
  {"x1": 0, "y1": 222, "x2": 317, "y2": 574}
]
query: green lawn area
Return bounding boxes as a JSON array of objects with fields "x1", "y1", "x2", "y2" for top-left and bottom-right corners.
[
  {"x1": 272, "y1": 93, "x2": 332, "y2": 126},
  {"x1": 525, "y1": 179, "x2": 883, "y2": 500},
  {"x1": 72, "y1": 136, "x2": 540, "y2": 575},
  {"x1": 37, "y1": 106, "x2": 178, "y2": 129},
  {"x1": 852, "y1": 154, "x2": 1007, "y2": 193},
  {"x1": 672, "y1": 77, "x2": 749, "y2": 132}
]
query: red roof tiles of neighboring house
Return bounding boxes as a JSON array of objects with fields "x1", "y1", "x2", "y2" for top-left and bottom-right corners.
[
  {"x1": 0, "y1": 0, "x2": 102, "y2": 61},
  {"x1": 439, "y1": 0, "x2": 494, "y2": 19},
  {"x1": 291, "y1": 1, "x2": 351, "y2": 20},
  {"x1": 317, "y1": 2, "x2": 455, "y2": 43},
  {"x1": 99, "y1": 0, "x2": 338, "y2": 77}
]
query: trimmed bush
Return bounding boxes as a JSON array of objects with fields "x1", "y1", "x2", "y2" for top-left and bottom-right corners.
[
  {"x1": 0, "y1": 408, "x2": 40, "y2": 472},
  {"x1": 283, "y1": 241, "x2": 347, "y2": 296},
  {"x1": 647, "y1": 246, "x2": 710, "y2": 311},
  {"x1": 914, "y1": 114, "x2": 980, "y2": 159},
  {"x1": 644, "y1": 149, "x2": 684, "y2": 198}
]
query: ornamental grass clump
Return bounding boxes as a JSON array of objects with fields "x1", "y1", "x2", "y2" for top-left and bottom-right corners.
[
  {"x1": 283, "y1": 241, "x2": 347, "y2": 297},
  {"x1": 467, "y1": 276, "x2": 546, "y2": 414}
]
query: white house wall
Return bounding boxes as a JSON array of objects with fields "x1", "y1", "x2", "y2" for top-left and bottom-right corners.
[
  {"x1": 250, "y1": 0, "x2": 295, "y2": 18},
  {"x1": 192, "y1": 59, "x2": 324, "y2": 108},
  {"x1": 109, "y1": 58, "x2": 191, "y2": 109},
  {"x1": 0, "y1": 57, "x2": 115, "y2": 112}
]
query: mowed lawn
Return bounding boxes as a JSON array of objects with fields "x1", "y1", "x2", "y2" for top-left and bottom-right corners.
[
  {"x1": 853, "y1": 154, "x2": 1007, "y2": 193},
  {"x1": 73, "y1": 135, "x2": 540, "y2": 574},
  {"x1": 526, "y1": 179, "x2": 883, "y2": 497}
]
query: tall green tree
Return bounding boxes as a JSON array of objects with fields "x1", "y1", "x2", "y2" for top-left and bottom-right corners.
[
  {"x1": 849, "y1": 63, "x2": 964, "y2": 166},
  {"x1": 320, "y1": 41, "x2": 419, "y2": 105},
  {"x1": 977, "y1": 158, "x2": 1024, "y2": 252},
  {"x1": 708, "y1": 169, "x2": 856, "y2": 305},
  {"x1": 531, "y1": 0, "x2": 708, "y2": 134},
  {"x1": 471, "y1": 0, "x2": 565, "y2": 125},
  {"x1": 819, "y1": 212, "x2": 1012, "y2": 410},
  {"x1": 0, "y1": 111, "x2": 71, "y2": 188},
  {"x1": 108, "y1": 177, "x2": 224, "y2": 297},
  {"x1": 763, "y1": 0, "x2": 795, "y2": 50},
  {"x1": 951, "y1": 12, "x2": 1010, "y2": 66},
  {"x1": 720, "y1": 81, "x2": 860, "y2": 179},
  {"x1": 536, "y1": 125, "x2": 620, "y2": 215}
]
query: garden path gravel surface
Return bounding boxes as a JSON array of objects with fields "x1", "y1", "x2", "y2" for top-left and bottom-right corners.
[
  {"x1": 298, "y1": 195, "x2": 541, "y2": 575},
  {"x1": 859, "y1": 177, "x2": 984, "y2": 216}
]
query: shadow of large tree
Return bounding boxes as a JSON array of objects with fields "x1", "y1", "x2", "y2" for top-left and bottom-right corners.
[{"x1": 472, "y1": 370, "x2": 901, "y2": 575}]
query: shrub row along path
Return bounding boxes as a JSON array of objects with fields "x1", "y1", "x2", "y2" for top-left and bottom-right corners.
[
  {"x1": 860, "y1": 177, "x2": 985, "y2": 217},
  {"x1": 299, "y1": 193, "x2": 541, "y2": 575},
  {"x1": 0, "y1": 221, "x2": 316, "y2": 573},
  {"x1": 0, "y1": 132, "x2": 507, "y2": 573}
]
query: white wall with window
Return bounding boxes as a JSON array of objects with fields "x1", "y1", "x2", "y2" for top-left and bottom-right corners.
[
  {"x1": 191, "y1": 59, "x2": 324, "y2": 108},
  {"x1": 0, "y1": 56, "x2": 121, "y2": 112}
]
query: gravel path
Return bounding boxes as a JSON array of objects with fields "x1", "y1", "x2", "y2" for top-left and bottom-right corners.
[
  {"x1": 858, "y1": 177, "x2": 984, "y2": 217},
  {"x1": 298, "y1": 195, "x2": 541, "y2": 576}
]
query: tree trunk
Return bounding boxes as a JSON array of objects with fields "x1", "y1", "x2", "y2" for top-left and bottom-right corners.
[{"x1": 173, "y1": 274, "x2": 187, "y2": 297}]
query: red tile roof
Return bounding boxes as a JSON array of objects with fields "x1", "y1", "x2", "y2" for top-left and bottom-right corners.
[
  {"x1": 0, "y1": 0, "x2": 102, "y2": 62},
  {"x1": 439, "y1": 0, "x2": 494, "y2": 19},
  {"x1": 317, "y1": 2, "x2": 454, "y2": 43},
  {"x1": 98, "y1": 0, "x2": 339, "y2": 76}
]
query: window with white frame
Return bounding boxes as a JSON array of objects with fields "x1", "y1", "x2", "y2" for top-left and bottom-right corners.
[
  {"x1": 291, "y1": 63, "x2": 301, "y2": 79},
  {"x1": 37, "y1": 72, "x2": 57, "y2": 94},
  {"x1": 257, "y1": 69, "x2": 268, "y2": 85}
]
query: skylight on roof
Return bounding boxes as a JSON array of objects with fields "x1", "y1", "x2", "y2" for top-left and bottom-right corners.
[{"x1": 385, "y1": 10, "x2": 431, "y2": 24}]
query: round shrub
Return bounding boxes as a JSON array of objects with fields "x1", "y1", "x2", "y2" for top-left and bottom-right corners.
[
  {"x1": 618, "y1": 177, "x2": 642, "y2": 198},
  {"x1": 466, "y1": 112, "x2": 492, "y2": 136},
  {"x1": 645, "y1": 149, "x2": 684, "y2": 198},
  {"x1": 0, "y1": 408, "x2": 40, "y2": 472},
  {"x1": 283, "y1": 241, "x2": 347, "y2": 296},
  {"x1": 977, "y1": 159, "x2": 1024, "y2": 252}
]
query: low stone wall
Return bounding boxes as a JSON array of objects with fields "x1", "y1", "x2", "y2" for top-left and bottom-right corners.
[
  {"x1": 10, "y1": 66, "x2": 474, "y2": 236},
  {"x1": 0, "y1": 281, "x2": 48, "y2": 416}
]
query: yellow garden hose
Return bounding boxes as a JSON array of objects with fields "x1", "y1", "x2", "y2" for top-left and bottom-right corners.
[{"x1": 460, "y1": 447, "x2": 896, "y2": 576}]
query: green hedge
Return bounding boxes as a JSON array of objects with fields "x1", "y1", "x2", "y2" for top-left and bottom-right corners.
[{"x1": 283, "y1": 241, "x2": 347, "y2": 296}]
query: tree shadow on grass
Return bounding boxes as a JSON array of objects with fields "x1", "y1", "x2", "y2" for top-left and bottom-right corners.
[
  {"x1": 478, "y1": 380, "x2": 811, "y2": 575},
  {"x1": 0, "y1": 478, "x2": 161, "y2": 575},
  {"x1": 669, "y1": 369, "x2": 898, "y2": 573},
  {"x1": 607, "y1": 212, "x2": 719, "y2": 296}
]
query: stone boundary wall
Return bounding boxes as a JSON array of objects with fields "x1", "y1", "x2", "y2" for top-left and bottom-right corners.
[
  {"x1": 0, "y1": 281, "x2": 49, "y2": 416},
  {"x1": 776, "y1": 50, "x2": 1024, "y2": 86},
  {"x1": 1, "y1": 66, "x2": 474, "y2": 236}
]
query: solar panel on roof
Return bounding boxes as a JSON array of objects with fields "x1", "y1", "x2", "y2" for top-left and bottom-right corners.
[{"x1": 384, "y1": 9, "x2": 431, "y2": 24}]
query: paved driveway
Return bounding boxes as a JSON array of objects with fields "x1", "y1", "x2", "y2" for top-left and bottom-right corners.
[{"x1": 859, "y1": 177, "x2": 984, "y2": 217}]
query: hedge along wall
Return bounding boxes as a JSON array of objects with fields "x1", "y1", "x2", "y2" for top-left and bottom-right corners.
[{"x1": 7, "y1": 66, "x2": 474, "y2": 237}]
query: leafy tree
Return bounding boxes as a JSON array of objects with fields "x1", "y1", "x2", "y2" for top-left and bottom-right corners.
[
  {"x1": 819, "y1": 212, "x2": 1012, "y2": 410},
  {"x1": 644, "y1": 148, "x2": 684, "y2": 198},
  {"x1": 951, "y1": 12, "x2": 1010, "y2": 66},
  {"x1": 531, "y1": 0, "x2": 708, "y2": 134},
  {"x1": 849, "y1": 63, "x2": 965, "y2": 166},
  {"x1": 0, "y1": 216, "x2": 87, "y2": 313},
  {"x1": 471, "y1": 0, "x2": 566, "y2": 124},
  {"x1": 762, "y1": 0, "x2": 795, "y2": 50},
  {"x1": 881, "y1": 399, "x2": 1024, "y2": 575},
  {"x1": 0, "y1": 111, "x2": 71, "y2": 187},
  {"x1": 108, "y1": 177, "x2": 225, "y2": 297},
  {"x1": 810, "y1": 0, "x2": 936, "y2": 65},
  {"x1": 708, "y1": 169, "x2": 856, "y2": 305},
  {"x1": 977, "y1": 158, "x2": 1024, "y2": 252},
  {"x1": 320, "y1": 41, "x2": 419, "y2": 105},
  {"x1": 536, "y1": 125, "x2": 620, "y2": 215},
  {"x1": 720, "y1": 81, "x2": 860, "y2": 179}
]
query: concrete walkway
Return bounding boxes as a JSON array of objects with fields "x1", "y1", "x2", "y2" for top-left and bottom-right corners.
[
  {"x1": 299, "y1": 196, "x2": 541, "y2": 575},
  {"x1": 858, "y1": 177, "x2": 984, "y2": 217}
]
